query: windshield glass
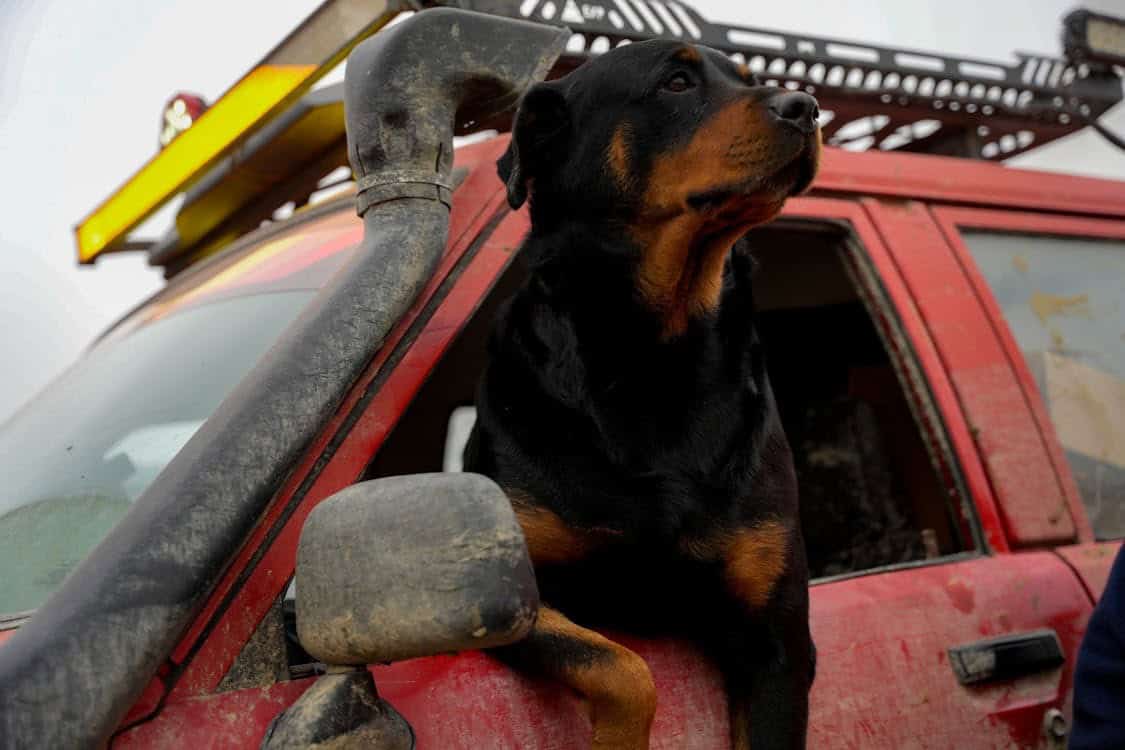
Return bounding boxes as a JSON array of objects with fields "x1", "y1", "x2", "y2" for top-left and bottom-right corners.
[{"x1": 0, "y1": 207, "x2": 360, "y2": 615}]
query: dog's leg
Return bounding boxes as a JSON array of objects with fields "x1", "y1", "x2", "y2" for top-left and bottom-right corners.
[
  {"x1": 720, "y1": 617, "x2": 813, "y2": 750},
  {"x1": 496, "y1": 498, "x2": 654, "y2": 748},
  {"x1": 493, "y1": 605, "x2": 656, "y2": 750},
  {"x1": 702, "y1": 521, "x2": 813, "y2": 750}
]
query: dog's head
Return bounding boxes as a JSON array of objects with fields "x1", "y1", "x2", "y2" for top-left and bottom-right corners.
[{"x1": 499, "y1": 39, "x2": 821, "y2": 335}]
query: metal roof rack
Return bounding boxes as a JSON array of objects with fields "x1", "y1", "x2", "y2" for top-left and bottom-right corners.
[
  {"x1": 77, "y1": 0, "x2": 1124, "y2": 271},
  {"x1": 442, "y1": 0, "x2": 1123, "y2": 160}
]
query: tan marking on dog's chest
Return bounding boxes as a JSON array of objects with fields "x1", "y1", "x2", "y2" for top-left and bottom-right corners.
[
  {"x1": 631, "y1": 101, "x2": 783, "y2": 338},
  {"x1": 723, "y1": 520, "x2": 790, "y2": 609},
  {"x1": 508, "y1": 491, "x2": 622, "y2": 565}
]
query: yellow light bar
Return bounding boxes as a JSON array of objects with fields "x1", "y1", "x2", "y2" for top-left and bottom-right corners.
[
  {"x1": 75, "y1": 0, "x2": 395, "y2": 264},
  {"x1": 76, "y1": 65, "x2": 312, "y2": 262}
]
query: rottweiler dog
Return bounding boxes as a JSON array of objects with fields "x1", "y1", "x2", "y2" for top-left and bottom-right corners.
[{"x1": 464, "y1": 38, "x2": 821, "y2": 750}]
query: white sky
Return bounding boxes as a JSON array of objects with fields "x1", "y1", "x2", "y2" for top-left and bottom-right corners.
[{"x1": 1, "y1": 0, "x2": 1124, "y2": 422}]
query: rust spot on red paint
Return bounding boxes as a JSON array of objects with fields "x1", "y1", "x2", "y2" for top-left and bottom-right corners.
[
  {"x1": 898, "y1": 641, "x2": 911, "y2": 662},
  {"x1": 946, "y1": 578, "x2": 975, "y2": 613}
]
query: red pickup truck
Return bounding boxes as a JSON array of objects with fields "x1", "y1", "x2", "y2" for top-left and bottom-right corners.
[{"x1": 1, "y1": 1, "x2": 1123, "y2": 748}]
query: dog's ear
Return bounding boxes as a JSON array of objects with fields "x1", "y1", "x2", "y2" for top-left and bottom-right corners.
[{"x1": 498, "y1": 82, "x2": 569, "y2": 209}]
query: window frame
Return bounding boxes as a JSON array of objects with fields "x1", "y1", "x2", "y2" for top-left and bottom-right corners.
[
  {"x1": 778, "y1": 199, "x2": 991, "y2": 579},
  {"x1": 932, "y1": 205, "x2": 1125, "y2": 544}
]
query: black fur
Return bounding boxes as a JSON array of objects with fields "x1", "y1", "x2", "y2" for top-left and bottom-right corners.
[{"x1": 465, "y1": 38, "x2": 819, "y2": 749}]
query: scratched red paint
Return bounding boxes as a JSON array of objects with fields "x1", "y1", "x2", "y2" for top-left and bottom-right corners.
[
  {"x1": 807, "y1": 552, "x2": 1090, "y2": 749},
  {"x1": 375, "y1": 639, "x2": 728, "y2": 750}
]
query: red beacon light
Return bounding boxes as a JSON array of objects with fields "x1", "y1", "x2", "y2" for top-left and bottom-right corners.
[{"x1": 159, "y1": 92, "x2": 209, "y2": 149}]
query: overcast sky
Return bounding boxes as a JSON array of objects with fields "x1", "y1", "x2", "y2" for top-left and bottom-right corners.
[{"x1": 1, "y1": 0, "x2": 1124, "y2": 422}]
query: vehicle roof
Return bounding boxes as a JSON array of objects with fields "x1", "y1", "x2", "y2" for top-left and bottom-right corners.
[{"x1": 815, "y1": 145, "x2": 1125, "y2": 219}]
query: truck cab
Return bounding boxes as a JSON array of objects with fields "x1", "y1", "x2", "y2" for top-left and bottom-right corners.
[{"x1": 1, "y1": 1, "x2": 1124, "y2": 747}]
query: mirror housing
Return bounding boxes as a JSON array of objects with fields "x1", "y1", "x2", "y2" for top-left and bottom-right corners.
[{"x1": 295, "y1": 473, "x2": 538, "y2": 665}]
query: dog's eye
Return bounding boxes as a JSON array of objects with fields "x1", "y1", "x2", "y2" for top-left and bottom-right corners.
[{"x1": 662, "y1": 72, "x2": 694, "y2": 93}]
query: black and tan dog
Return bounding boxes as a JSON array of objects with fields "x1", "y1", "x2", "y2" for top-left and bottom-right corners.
[{"x1": 464, "y1": 38, "x2": 821, "y2": 750}]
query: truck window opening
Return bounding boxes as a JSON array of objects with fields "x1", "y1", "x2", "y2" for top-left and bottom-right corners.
[
  {"x1": 365, "y1": 226, "x2": 968, "y2": 581},
  {"x1": 267, "y1": 222, "x2": 971, "y2": 679}
]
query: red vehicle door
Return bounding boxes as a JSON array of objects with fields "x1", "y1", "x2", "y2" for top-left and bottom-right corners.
[
  {"x1": 791, "y1": 197, "x2": 1093, "y2": 749},
  {"x1": 782, "y1": 194, "x2": 1106, "y2": 750}
]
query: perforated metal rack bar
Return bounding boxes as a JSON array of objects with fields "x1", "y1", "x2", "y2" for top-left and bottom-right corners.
[{"x1": 431, "y1": 0, "x2": 1124, "y2": 160}]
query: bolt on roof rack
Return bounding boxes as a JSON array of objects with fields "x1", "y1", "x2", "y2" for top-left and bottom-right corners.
[{"x1": 435, "y1": 0, "x2": 1123, "y2": 160}]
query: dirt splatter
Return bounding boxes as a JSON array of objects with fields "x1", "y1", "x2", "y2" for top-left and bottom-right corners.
[
  {"x1": 1012, "y1": 254, "x2": 1029, "y2": 273},
  {"x1": 1029, "y1": 291, "x2": 1091, "y2": 326},
  {"x1": 946, "y1": 578, "x2": 975, "y2": 614},
  {"x1": 1050, "y1": 328, "x2": 1065, "y2": 352}
]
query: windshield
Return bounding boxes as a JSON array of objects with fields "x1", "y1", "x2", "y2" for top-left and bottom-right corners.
[{"x1": 0, "y1": 207, "x2": 360, "y2": 615}]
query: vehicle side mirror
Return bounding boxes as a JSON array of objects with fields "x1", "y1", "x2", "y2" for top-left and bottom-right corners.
[
  {"x1": 263, "y1": 473, "x2": 538, "y2": 749},
  {"x1": 295, "y1": 472, "x2": 538, "y2": 665}
]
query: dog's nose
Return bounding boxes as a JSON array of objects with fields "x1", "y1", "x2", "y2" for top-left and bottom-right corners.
[{"x1": 768, "y1": 91, "x2": 819, "y2": 133}]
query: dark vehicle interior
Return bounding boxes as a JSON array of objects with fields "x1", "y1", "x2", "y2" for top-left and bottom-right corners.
[{"x1": 363, "y1": 222, "x2": 968, "y2": 577}]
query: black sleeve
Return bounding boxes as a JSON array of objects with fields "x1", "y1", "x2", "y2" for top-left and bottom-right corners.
[{"x1": 1071, "y1": 544, "x2": 1125, "y2": 750}]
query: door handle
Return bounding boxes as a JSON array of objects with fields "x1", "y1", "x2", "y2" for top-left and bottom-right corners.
[{"x1": 948, "y1": 629, "x2": 1064, "y2": 685}]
